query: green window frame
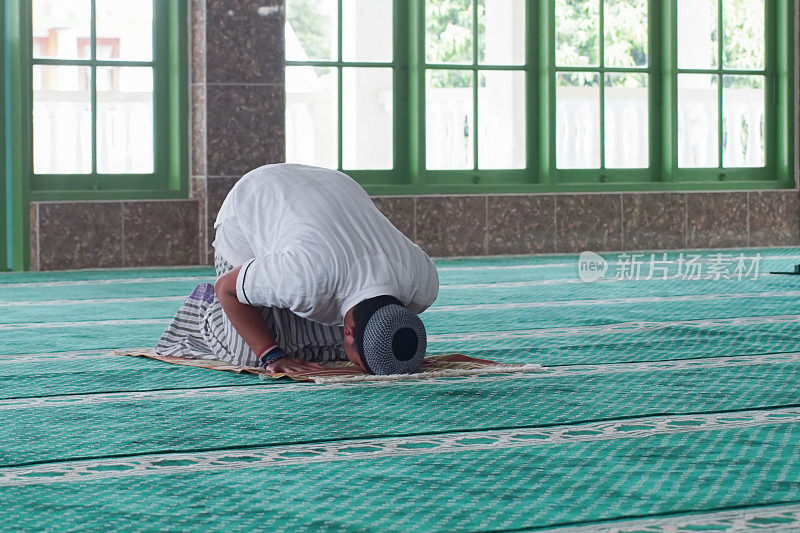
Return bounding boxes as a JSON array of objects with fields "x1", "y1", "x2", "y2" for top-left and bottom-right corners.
[
  {"x1": 666, "y1": 0, "x2": 790, "y2": 184},
  {"x1": 1, "y1": 7, "x2": 8, "y2": 270},
  {"x1": 6, "y1": 0, "x2": 187, "y2": 203},
  {"x1": 550, "y1": 0, "x2": 653, "y2": 185},
  {"x1": 422, "y1": 1, "x2": 530, "y2": 187},
  {"x1": 284, "y1": 1, "x2": 409, "y2": 187},
  {"x1": 285, "y1": 0, "x2": 794, "y2": 195}
]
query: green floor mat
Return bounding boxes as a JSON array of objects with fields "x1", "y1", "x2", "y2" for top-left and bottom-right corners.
[{"x1": 2, "y1": 248, "x2": 800, "y2": 531}]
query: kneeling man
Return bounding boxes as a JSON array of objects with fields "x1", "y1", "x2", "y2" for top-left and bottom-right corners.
[{"x1": 156, "y1": 163, "x2": 439, "y2": 375}]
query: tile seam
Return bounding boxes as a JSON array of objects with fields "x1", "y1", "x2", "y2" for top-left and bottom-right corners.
[
  {"x1": 554, "y1": 196, "x2": 559, "y2": 253},
  {"x1": 684, "y1": 194, "x2": 688, "y2": 248},
  {"x1": 620, "y1": 194, "x2": 625, "y2": 250},
  {"x1": 36, "y1": 204, "x2": 41, "y2": 271},
  {"x1": 484, "y1": 196, "x2": 489, "y2": 256},
  {"x1": 413, "y1": 196, "x2": 417, "y2": 243},
  {"x1": 201, "y1": 0, "x2": 207, "y2": 85},
  {"x1": 746, "y1": 191, "x2": 751, "y2": 247},
  {"x1": 121, "y1": 203, "x2": 126, "y2": 268},
  {"x1": 202, "y1": 0, "x2": 208, "y2": 271}
]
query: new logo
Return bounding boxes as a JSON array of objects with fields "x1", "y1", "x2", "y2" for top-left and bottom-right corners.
[{"x1": 578, "y1": 251, "x2": 608, "y2": 282}]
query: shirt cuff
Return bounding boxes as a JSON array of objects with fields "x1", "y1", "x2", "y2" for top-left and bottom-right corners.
[{"x1": 235, "y1": 258, "x2": 257, "y2": 306}]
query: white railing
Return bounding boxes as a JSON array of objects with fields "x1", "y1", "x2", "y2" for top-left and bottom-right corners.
[
  {"x1": 282, "y1": 85, "x2": 766, "y2": 170},
  {"x1": 679, "y1": 88, "x2": 765, "y2": 167},
  {"x1": 425, "y1": 87, "x2": 765, "y2": 169},
  {"x1": 33, "y1": 91, "x2": 153, "y2": 174},
  {"x1": 286, "y1": 92, "x2": 337, "y2": 169},
  {"x1": 425, "y1": 88, "x2": 474, "y2": 169}
]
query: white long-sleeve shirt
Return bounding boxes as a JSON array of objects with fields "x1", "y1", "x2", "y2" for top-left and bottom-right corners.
[{"x1": 212, "y1": 164, "x2": 439, "y2": 326}]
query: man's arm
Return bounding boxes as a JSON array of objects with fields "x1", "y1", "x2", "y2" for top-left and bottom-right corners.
[
  {"x1": 215, "y1": 267, "x2": 277, "y2": 355},
  {"x1": 214, "y1": 267, "x2": 324, "y2": 373}
]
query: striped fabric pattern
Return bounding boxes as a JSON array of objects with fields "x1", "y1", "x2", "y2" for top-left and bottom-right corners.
[{"x1": 155, "y1": 253, "x2": 346, "y2": 366}]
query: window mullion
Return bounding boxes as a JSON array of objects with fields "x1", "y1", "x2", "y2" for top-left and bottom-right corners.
[
  {"x1": 540, "y1": 0, "x2": 554, "y2": 184},
  {"x1": 90, "y1": 0, "x2": 97, "y2": 176},
  {"x1": 393, "y1": 0, "x2": 409, "y2": 179},
  {"x1": 413, "y1": 0, "x2": 426, "y2": 184},
  {"x1": 472, "y1": 0, "x2": 478, "y2": 171},
  {"x1": 650, "y1": 0, "x2": 667, "y2": 182},
  {"x1": 764, "y1": 0, "x2": 778, "y2": 173},
  {"x1": 525, "y1": 0, "x2": 539, "y2": 182},
  {"x1": 663, "y1": 0, "x2": 676, "y2": 181},
  {"x1": 717, "y1": 0, "x2": 723, "y2": 169},
  {"x1": 337, "y1": 0, "x2": 343, "y2": 171},
  {"x1": 599, "y1": 0, "x2": 605, "y2": 171},
  {"x1": 8, "y1": 0, "x2": 34, "y2": 269}
]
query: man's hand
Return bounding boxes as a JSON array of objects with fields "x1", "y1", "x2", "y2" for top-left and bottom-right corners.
[{"x1": 265, "y1": 357, "x2": 326, "y2": 374}]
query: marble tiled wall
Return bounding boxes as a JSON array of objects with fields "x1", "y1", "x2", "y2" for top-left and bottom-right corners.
[
  {"x1": 193, "y1": 0, "x2": 285, "y2": 264},
  {"x1": 29, "y1": 200, "x2": 200, "y2": 270},
  {"x1": 27, "y1": 0, "x2": 800, "y2": 270},
  {"x1": 372, "y1": 190, "x2": 800, "y2": 257}
]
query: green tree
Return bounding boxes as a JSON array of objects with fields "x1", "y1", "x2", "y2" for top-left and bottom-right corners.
[
  {"x1": 286, "y1": 0, "x2": 334, "y2": 61},
  {"x1": 556, "y1": 0, "x2": 647, "y2": 86},
  {"x1": 723, "y1": 0, "x2": 764, "y2": 88},
  {"x1": 426, "y1": 0, "x2": 483, "y2": 88},
  {"x1": 288, "y1": 0, "x2": 764, "y2": 90}
]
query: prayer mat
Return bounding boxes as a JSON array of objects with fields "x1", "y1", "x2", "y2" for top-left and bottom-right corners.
[{"x1": 119, "y1": 349, "x2": 545, "y2": 383}]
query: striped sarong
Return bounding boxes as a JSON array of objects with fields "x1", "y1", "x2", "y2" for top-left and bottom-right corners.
[{"x1": 155, "y1": 253, "x2": 347, "y2": 367}]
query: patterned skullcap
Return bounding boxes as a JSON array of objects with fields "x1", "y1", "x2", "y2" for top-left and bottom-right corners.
[{"x1": 353, "y1": 297, "x2": 427, "y2": 375}]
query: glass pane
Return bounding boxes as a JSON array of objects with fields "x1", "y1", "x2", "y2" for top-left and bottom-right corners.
[
  {"x1": 342, "y1": 0, "x2": 392, "y2": 62},
  {"x1": 604, "y1": 73, "x2": 648, "y2": 168},
  {"x1": 95, "y1": 0, "x2": 153, "y2": 61},
  {"x1": 97, "y1": 67, "x2": 154, "y2": 174},
  {"x1": 604, "y1": 0, "x2": 647, "y2": 68},
  {"x1": 286, "y1": 66, "x2": 338, "y2": 169},
  {"x1": 426, "y1": 70, "x2": 473, "y2": 169},
  {"x1": 723, "y1": 75, "x2": 764, "y2": 167},
  {"x1": 33, "y1": 66, "x2": 92, "y2": 174},
  {"x1": 478, "y1": 71, "x2": 525, "y2": 169},
  {"x1": 678, "y1": 74, "x2": 719, "y2": 168},
  {"x1": 426, "y1": 0, "x2": 473, "y2": 64},
  {"x1": 342, "y1": 68, "x2": 393, "y2": 169},
  {"x1": 677, "y1": 0, "x2": 718, "y2": 69},
  {"x1": 32, "y1": 0, "x2": 91, "y2": 60},
  {"x1": 723, "y1": 0, "x2": 764, "y2": 70},
  {"x1": 478, "y1": 0, "x2": 525, "y2": 65},
  {"x1": 556, "y1": 72, "x2": 600, "y2": 169},
  {"x1": 285, "y1": 0, "x2": 338, "y2": 61},
  {"x1": 555, "y1": 0, "x2": 599, "y2": 67}
]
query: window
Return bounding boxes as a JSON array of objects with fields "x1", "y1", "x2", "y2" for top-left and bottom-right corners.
[
  {"x1": 424, "y1": 0, "x2": 526, "y2": 171},
  {"x1": 555, "y1": 0, "x2": 649, "y2": 171},
  {"x1": 11, "y1": 0, "x2": 187, "y2": 200},
  {"x1": 285, "y1": 0, "x2": 396, "y2": 177},
  {"x1": 676, "y1": 0, "x2": 766, "y2": 170},
  {"x1": 288, "y1": 0, "x2": 793, "y2": 194}
]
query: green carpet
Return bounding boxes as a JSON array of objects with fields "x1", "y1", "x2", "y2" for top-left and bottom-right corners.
[{"x1": 3, "y1": 249, "x2": 800, "y2": 531}]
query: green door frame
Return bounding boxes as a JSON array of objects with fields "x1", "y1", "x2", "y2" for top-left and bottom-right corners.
[
  {"x1": 3, "y1": 0, "x2": 27, "y2": 271},
  {"x1": 1, "y1": 2, "x2": 6, "y2": 271}
]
